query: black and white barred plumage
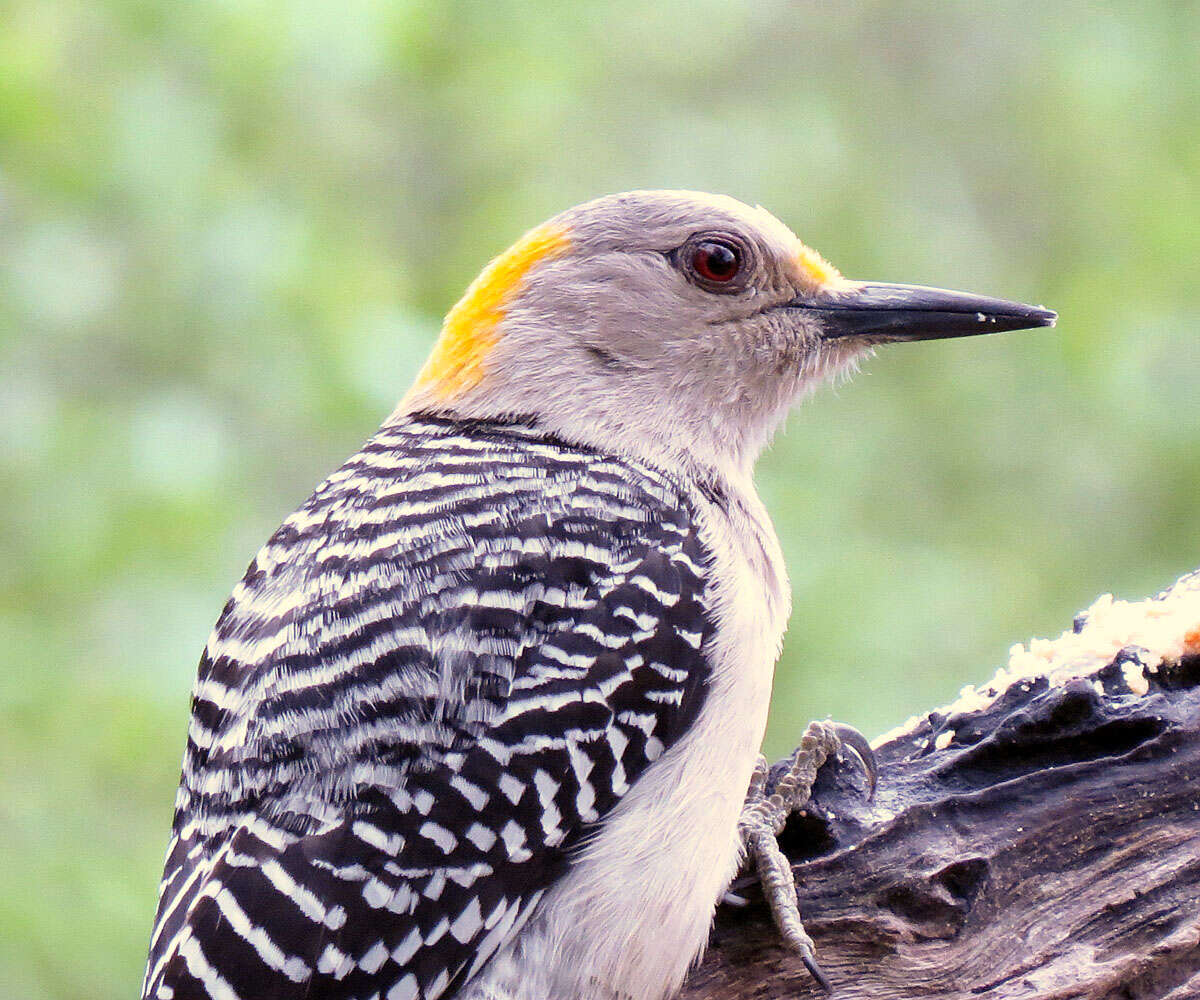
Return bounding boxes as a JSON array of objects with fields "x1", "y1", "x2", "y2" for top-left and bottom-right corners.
[{"x1": 143, "y1": 413, "x2": 717, "y2": 1000}]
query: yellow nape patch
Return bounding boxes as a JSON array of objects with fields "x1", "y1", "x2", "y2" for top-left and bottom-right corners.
[
  {"x1": 793, "y1": 243, "x2": 841, "y2": 289},
  {"x1": 415, "y1": 223, "x2": 571, "y2": 399}
]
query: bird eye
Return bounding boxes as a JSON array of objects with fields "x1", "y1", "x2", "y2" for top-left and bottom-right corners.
[{"x1": 690, "y1": 240, "x2": 742, "y2": 284}]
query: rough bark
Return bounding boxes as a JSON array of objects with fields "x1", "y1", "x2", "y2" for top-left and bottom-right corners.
[{"x1": 681, "y1": 573, "x2": 1200, "y2": 1000}]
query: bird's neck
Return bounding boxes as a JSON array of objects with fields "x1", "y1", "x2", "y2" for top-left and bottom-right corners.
[{"x1": 394, "y1": 389, "x2": 773, "y2": 491}]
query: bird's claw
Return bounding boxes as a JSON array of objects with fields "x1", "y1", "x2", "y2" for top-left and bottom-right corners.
[
  {"x1": 829, "y1": 722, "x2": 877, "y2": 799},
  {"x1": 801, "y1": 952, "x2": 833, "y2": 995},
  {"x1": 735, "y1": 719, "x2": 878, "y2": 994}
]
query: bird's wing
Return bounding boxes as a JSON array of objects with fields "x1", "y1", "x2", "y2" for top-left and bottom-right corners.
[{"x1": 142, "y1": 415, "x2": 715, "y2": 1000}]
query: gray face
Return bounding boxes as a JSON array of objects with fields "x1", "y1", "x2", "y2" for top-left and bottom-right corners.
[
  {"x1": 406, "y1": 190, "x2": 1054, "y2": 475},
  {"x1": 439, "y1": 191, "x2": 860, "y2": 470},
  {"x1": 533, "y1": 190, "x2": 833, "y2": 375}
]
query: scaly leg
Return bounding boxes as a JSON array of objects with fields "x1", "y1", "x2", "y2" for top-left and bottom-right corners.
[{"x1": 736, "y1": 721, "x2": 876, "y2": 993}]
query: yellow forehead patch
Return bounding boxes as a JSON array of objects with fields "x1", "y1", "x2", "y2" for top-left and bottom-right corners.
[
  {"x1": 793, "y1": 242, "x2": 841, "y2": 289},
  {"x1": 415, "y1": 223, "x2": 571, "y2": 399}
]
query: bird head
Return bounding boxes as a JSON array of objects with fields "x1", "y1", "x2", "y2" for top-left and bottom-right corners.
[{"x1": 401, "y1": 191, "x2": 1055, "y2": 477}]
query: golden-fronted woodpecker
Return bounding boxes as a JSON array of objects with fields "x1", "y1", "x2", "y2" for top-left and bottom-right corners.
[{"x1": 142, "y1": 191, "x2": 1055, "y2": 1000}]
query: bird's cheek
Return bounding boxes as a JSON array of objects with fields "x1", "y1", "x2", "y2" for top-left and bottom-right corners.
[{"x1": 753, "y1": 313, "x2": 815, "y2": 369}]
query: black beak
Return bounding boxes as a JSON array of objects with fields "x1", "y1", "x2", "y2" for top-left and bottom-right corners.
[{"x1": 793, "y1": 281, "x2": 1057, "y2": 342}]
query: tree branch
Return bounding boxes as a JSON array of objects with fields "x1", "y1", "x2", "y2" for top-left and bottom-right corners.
[{"x1": 682, "y1": 571, "x2": 1200, "y2": 1000}]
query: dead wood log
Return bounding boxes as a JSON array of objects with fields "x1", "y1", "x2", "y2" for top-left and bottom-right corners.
[{"x1": 682, "y1": 570, "x2": 1200, "y2": 1000}]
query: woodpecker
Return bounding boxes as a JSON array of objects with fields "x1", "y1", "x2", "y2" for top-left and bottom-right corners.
[{"x1": 143, "y1": 191, "x2": 1055, "y2": 1000}]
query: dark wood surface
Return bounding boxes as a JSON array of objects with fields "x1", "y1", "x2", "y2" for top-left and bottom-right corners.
[{"x1": 682, "y1": 587, "x2": 1200, "y2": 1000}]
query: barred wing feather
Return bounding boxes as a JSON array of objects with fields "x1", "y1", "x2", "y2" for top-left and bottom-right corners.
[{"x1": 142, "y1": 415, "x2": 715, "y2": 1000}]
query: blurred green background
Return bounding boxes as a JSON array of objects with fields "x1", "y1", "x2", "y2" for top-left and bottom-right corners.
[{"x1": 3, "y1": 1, "x2": 1198, "y2": 996}]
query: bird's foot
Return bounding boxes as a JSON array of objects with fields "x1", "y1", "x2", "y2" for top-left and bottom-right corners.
[{"x1": 735, "y1": 720, "x2": 877, "y2": 993}]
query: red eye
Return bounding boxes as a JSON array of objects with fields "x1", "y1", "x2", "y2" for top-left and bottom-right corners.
[{"x1": 691, "y1": 240, "x2": 741, "y2": 283}]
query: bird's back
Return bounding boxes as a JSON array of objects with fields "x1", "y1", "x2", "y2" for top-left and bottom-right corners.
[{"x1": 143, "y1": 412, "x2": 717, "y2": 1000}]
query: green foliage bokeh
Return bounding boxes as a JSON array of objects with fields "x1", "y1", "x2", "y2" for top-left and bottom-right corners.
[{"x1": 3, "y1": 2, "x2": 1198, "y2": 996}]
